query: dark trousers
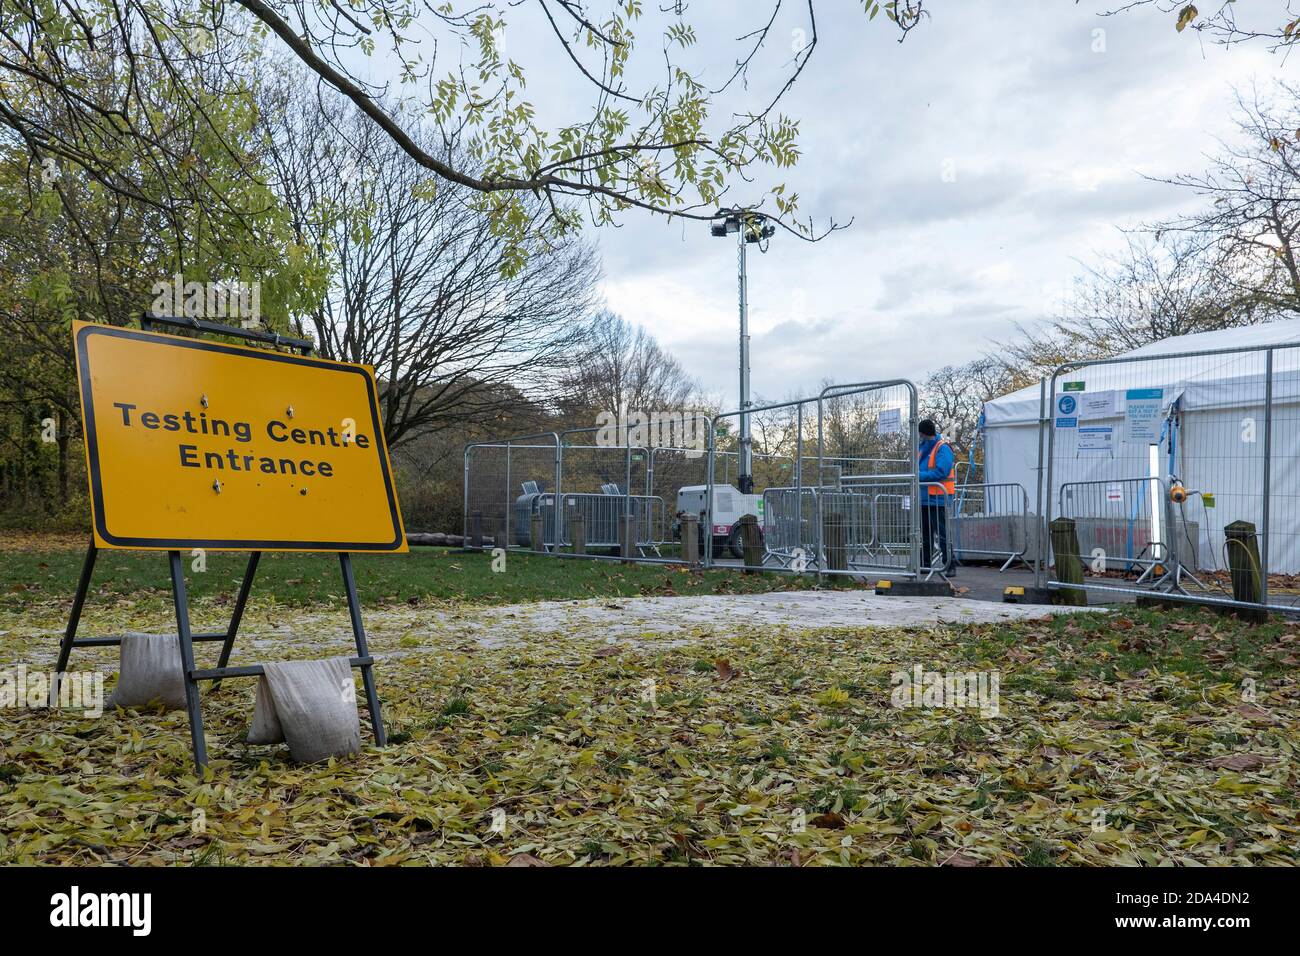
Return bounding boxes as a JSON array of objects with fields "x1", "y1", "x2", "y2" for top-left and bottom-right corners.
[{"x1": 921, "y1": 502, "x2": 952, "y2": 571}]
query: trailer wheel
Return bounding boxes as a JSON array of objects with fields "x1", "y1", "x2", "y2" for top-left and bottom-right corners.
[{"x1": 728, "y1": 526, "x2": 745, "y2": 560}]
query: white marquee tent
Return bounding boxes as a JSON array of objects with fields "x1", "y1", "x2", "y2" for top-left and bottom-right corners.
[{"x1": 981, "y1": 320, "x2": 1300, "y2": 574}]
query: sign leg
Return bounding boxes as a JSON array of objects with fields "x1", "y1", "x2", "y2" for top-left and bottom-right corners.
[
  {"x1": 214, "y1": 551, "x2": 261, "y2": 685},
  {"x1": 168, "y1": 550, "x2": 208, "y2": 771},
  {"x1": 339, "y1": 552, "x2": 386, "y2": 746},
  {"x1": 52, "y1": 541, "x2": 97, "y2": 706}
]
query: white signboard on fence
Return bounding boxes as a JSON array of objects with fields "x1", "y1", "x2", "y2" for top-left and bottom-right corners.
[
  {"x1": 1078, "y1": 425, "x2": 1114, "y2": 453},
  {"x1": 1106, "y1": 482, "x2": 1123, "y2": 503},
  {"x1": 1124, "y1": 388, "x2": 1164, "y2": 443},
  {"x1": 1079, "y1": 390, "x2": 1117, "y2": 420},
  {"x1": 877, "y1": 408, "x2": 901, "y2": 435}
]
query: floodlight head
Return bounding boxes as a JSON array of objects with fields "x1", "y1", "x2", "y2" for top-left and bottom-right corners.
[{"x1": 709, "y1": 213, "x2": 742, "y2": 237}]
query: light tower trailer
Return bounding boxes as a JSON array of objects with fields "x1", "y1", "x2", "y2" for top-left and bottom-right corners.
[{"x1": 674, "y1": 484, "x2": 764, "y2": 559}]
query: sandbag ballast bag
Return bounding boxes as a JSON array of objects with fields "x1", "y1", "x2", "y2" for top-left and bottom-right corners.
[{"x1": 247, "y1": 657, "x2": 362, "y2": 763}]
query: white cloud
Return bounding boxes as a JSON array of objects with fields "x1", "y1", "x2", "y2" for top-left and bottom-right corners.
[
  {"x1": 592, "y1": 2, "x2": 1281, "y2": 400},
  {"x1": 346, "y1": 2, "x2": 1282, "y2": 401}
]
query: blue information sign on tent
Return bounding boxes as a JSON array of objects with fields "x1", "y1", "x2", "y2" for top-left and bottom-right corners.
[{"x1": 1125, "y1": 388, "x2": 1164, "y2": 443}]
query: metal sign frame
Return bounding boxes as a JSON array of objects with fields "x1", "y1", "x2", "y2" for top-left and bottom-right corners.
[{"x1": 54, "y1": 315, "x2": 389, "y2": 771}]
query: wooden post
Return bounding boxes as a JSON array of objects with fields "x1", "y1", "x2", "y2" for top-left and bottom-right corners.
[
  {"x1": 570, "y1": 510, "x2": 586, "y2": 556},
  {"x1": 739, "y1": 513, "x2": 763, "y2": 572},
  {"x1": 822, "y1": 511, "x2": 847, "y2": 572},
  {"x1": 470, "y1": 510, "x2": 483, "y2": 549},
  {"x1": 531, "y1": 511, "x2": 545, "y2": 553},
  {"x1": 1049, "y1": 517, "x2": 1087, "y2": 606},
  {"x1": 681, "y1": 514, "x2": 700, "y2": 566},
  {"x1": 1225, "y1": 520, "x2": 1262, "y2": 606},
  {"x1": 620, "y1": 513, "x2": 637, "y2": 563}
]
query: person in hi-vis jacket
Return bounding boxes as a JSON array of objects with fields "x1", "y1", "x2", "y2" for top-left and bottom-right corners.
[{"x1": 917, "y1": 418, "x2": 956, "y2": 574}]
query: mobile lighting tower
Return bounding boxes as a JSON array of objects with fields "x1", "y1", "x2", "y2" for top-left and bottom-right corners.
[{"x1": 710, "y1": 208, "x2": 775, "y2": 495}]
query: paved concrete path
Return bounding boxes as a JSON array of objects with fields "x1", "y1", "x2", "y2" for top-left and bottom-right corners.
[
  {"x1": 211, "y1": 587, "x2": 1102, "y2": 654},
  {"x1": 12, "y1": 585, "x2": 1102, "y2": 667},
  {"x1": 457, "y1": 588, "x2": 1101, "y2": 646}
]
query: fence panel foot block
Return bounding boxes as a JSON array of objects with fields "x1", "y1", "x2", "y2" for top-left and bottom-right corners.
[
  {"x1": 1002, "y1": 586, "x2": 1058, "y2": 605},
  {"x1": 875, "y1": 579, "x2": 953, "y2": 597}
]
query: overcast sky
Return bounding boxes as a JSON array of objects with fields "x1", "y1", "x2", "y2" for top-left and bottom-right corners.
[
  {"x1": 356, "y1": 3, "x2": 1287, "y2": 405},
  {"x1": 517, "y1": 2, "x2": 1284, "y2": 406}
]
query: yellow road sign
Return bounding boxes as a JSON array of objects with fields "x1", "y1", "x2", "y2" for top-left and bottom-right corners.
[{"x1": 74, "y1": 321, "x2": 407, "y2": 552}]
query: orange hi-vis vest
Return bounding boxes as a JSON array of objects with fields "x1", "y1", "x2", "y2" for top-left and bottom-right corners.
[{"x1": 920, "y1": 439, "x2": 956, "y2": 498}]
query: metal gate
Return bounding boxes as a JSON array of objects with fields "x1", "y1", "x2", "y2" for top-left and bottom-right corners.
[{"x1": 706, "y1": 380, "x2": 922, "y2": 578}]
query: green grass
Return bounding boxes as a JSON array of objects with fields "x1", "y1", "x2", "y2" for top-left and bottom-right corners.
[
  {"x1": 964, "y1": 604, "x2": 1298, "y2": 686},
  {"x1": 0, "y1": 545, "x2": 857, "y2": 611}
]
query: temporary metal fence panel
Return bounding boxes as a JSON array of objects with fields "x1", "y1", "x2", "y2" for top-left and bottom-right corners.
[
  {"x1": 760, "y1": 480, "x2": 915, "y2": 573},
  {"x1": 704, "y1": 380, "x2": 921, "y2": 577},
  {"x1": 1270, "y1": 360, "x2": 1300, "y2": 602},
  {"x1": 532, "y1": 492, "x2": 664, "y2": 551},
  {"x1": 826, "y1": 480, "x2": 915, "y2": 572},
  {"x1": 559, "y1": 427, "x2": 648, "y2": 508},
  {"x1": 1057, "y1": 476, "x2": 1179, "y2": 587},
  {"x1": 463, "y1": 381, "x2": 923, "y2": 576},
  {"x1": 815, "y1": 383, "x2": 920, "y2": 578},
  {"x1": 949, "y1": 482, "x2": 1032, "y2": 571},
  {"x1": 462, "y1": 433, "x2": 560, "y2": 548},
  {"x1": 761, "y1": 486, "x2": 818, "y2": 568},
  {"x1": 647, "y1": 444, "x2": 713, "y2": 555},
  {"x1": 705, "y1": 394, "x2": 817, "y2": 567},
  {"x1": 1039, "y1": 342, "x2": 1300, "y2": 612}
]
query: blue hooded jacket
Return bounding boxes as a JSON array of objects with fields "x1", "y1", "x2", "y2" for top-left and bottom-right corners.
[{"x1": 917, "y1": 435, "x2": 955, "y2": 503}]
